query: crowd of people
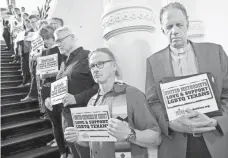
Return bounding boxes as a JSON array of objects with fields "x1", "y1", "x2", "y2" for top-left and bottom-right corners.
[{"x1": 1, "y1": 2, "x2": 228, "y2": 158}]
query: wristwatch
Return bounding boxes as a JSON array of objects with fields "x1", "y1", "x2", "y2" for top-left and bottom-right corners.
[{"x1": 126, "y1": 128, "x2": 136, "y2": 142}]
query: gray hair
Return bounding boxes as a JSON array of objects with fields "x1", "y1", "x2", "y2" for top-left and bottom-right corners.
[
  {"x1": 160, "y1": 2, "x2": 189, "y2": 24},
  {"x1": 50, "y1": 17, "x2": 64, "y2": 26},
  {"x1": 54, "y1": 26, "x2": 74, "y2": 38}
]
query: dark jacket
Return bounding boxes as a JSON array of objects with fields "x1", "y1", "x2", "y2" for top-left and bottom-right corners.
[
  {"x1": 56, "y1": 47, "x2": 98, "y2": 108},
  {"x1": 146, "y1": 41, "x2": 228, "y2": 158}
]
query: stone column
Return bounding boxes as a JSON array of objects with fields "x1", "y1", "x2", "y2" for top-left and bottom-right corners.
[
  {"x1": 102, "y1": 0, "x2": 158, "y2": 157},
  {"x1": 102, "y1": 0, "x2": 156, "y2": 93}
]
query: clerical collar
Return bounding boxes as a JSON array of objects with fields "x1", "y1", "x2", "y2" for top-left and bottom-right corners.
[{"x1": 170, "y1": 41, "x2": 191, "y2": 56}]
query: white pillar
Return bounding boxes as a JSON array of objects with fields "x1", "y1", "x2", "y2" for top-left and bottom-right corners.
[
  {"x1": 102, "y1": 0, "x2": 156, "y2": 93},
  {"x1": 50, "y1": 0, "x2": 104, "y2": 50},
  {"x1": 102, "y1": 0, "x2": 158, "y2": 157}
]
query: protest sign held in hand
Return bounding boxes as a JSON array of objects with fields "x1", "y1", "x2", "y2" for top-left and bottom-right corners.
[
  {"x1": 160, "y1": 73, "x2": 219, "y2": 121},
  {"x1": 36, "y1": 53, "x2": 58, "y2": 76},
  {"x1": 70, "y1": 105, "x2": 117, "y2": 142},
  {"x1": 31, "y1": 36, "x2": 44, "y2": 52},
  {"x1": 50, "y1": 76, "x2": 68, "y2": 105}
]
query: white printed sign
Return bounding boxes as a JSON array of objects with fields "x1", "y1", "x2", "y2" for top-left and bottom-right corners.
[
  {"x1": 16, "y1": 30, "x2": 25, "y2": 41},
  {"x1": 50, "y1": 76, "x2": 68, "y2": 105},
  {"x1": 160, "y1": 73, "x2": 218, "y2": 121},
  {"x1": 31, "y1": 36, "x2": 44, "y2": 52},
  {"x1": 36, "y1": 54, "x2": 58, "y2": 75},
  {"x1": 70, "y1": 105, "x2": 117, "y2": 142}
]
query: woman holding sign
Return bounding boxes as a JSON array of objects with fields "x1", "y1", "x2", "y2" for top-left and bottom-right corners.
[{"x1": 64, "y1": 48, "x2": 161, "y2": 158}]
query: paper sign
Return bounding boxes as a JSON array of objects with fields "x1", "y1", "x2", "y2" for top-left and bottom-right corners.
[
  {"x1": 160, "y1": 73, "x2": 218, "y2": 121},
  {"x1": 15, "y1": 30, "x2": 25, "y2": 41},
  {"x1": 31, "y1": 36, "x2": 44, "y2": 52},
  {"x1": 36, "y1": 54, "x2": 58, "y2": 75},
  {"x1": 50, "y1": 76, "x2": 68, "y2": 105},
  {"x1": 70, "y1": 105, "x2": 117, "y2": 142}
]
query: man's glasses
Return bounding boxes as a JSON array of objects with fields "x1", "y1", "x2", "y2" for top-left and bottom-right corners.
[
  {"x1": 55, "y1": 34, "x2": 71, "y2": 44},
  {"x1": 89, "y1": 60, "x2": 113, "y2": 70}
]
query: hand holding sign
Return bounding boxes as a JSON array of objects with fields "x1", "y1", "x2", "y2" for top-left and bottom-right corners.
[
  {"x1": 186, "y1": 109, "x2": 218, "y2": 127},
  {"x1": 64, "y1": 127, "x2": 79, "y2": 143},
  {"x1": 169, "y1": 110, "x2": 216, "y2": 134},
  {"x1": 45, "y1": 97, "x2": 53, "y2": 111},
  {"x1": 107, "y1": 118, "x2": 131, "y2": 141},
  {"x1": 62, "y1": 93, "x2": 76, "y2": 107}
]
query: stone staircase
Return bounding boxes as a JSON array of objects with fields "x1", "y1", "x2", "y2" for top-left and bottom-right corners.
[{"x1": 1, "y1": 41, "x2": 60, "y2": 158}]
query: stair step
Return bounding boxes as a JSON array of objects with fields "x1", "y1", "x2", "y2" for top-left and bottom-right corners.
[
  {"x1": 1, "y1": 129, "x2": 53, "y2": 147},
  {"x1": 1, "y1": 54, "x2": 13, "y2": 57},
  {"x1": 1, "y1": 70, "x2": 21, "y2": 76},
  {"x1": 1, "y1": 55, "x2": 13, "y2": 59},
  {"x1": 1, "y1": 59, "x2": 14, "y2": 63},
  {"x1": 2, "y1": 119, "x2": 48, "y2": 131},
  {"x1": 1, "y1": 53, "x2": 14, "y2": 57},
  {"x1": 1, "y1": 85, "x2": 30, "y2": 95},
  {"x1": 1, "y1": 66, "x2": 21, "y2": 71},
  {"x1": 1, "y1": 63, "x2": 20, "y2": 67},
  {"x1": 1, "y1": 92, "x2": 28, "y2": 104},
  {"x1": 4, "y1": 146, "x2": 59, "y2": 158},
  {"x1": 1, "y1": 99, "x2": 38, "y2": 114},
  {"x1": 1, "y1": 108, "x2": 42, "y2": 125},
  {"x1": 1, "y1": 119, "x2": 51, "y2": 140},
  {"x1": 1, "y1": 50, "x2": 13, "y2": 54},
  {"x1": 1, "y1": 80, "x2": 23, "y2": 87},
  {"x1": 1, "y1": 75, "x2": 23, "y2": 82},
  {"x1": 1, "y1": 129, "x2": 54, "y2": 157}
]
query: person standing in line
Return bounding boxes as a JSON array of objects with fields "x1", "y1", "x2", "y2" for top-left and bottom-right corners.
[
  {"x1": 145, "y1": 2, "x2": 228, "y2": 158},
  {"x1": 45, "y1": 26, "x2": 98, "y2": 158},
  {"x1": 64, "y1": 48, "x2": 161, "y2": 158}
]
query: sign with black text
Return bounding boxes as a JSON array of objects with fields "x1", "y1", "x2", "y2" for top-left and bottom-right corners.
[
  {"x1": 160, "y1": 73, "x2": 218, "y2": 121},
  {"x1": 36, "y1": 54, "x2": 58, "y2": 75},
  {"x1": 31, "y1": 36, "x2": 44, "y2": 52},
  {"x1": 50, "y1": 76, "x2": 68, "y2": 105},
  {"x1": 70, "y1": 105, "x2": 117, "y2": 142}
]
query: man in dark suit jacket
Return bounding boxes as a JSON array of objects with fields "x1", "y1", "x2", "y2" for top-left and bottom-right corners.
[
  {"x1": 145, "y1": 2, "x2": 228, "y2": 158},
  {"x1": 51, "y1": 26, "x2": 98, "y2": 158}
]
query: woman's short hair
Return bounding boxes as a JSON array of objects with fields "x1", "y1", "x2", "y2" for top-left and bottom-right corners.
[
  {"x1": 39, "y1": 25, "x2": 55, "y2": 40},
  {"x1": 88, "y1": 48, "x2": 120, "y2": 77}
]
